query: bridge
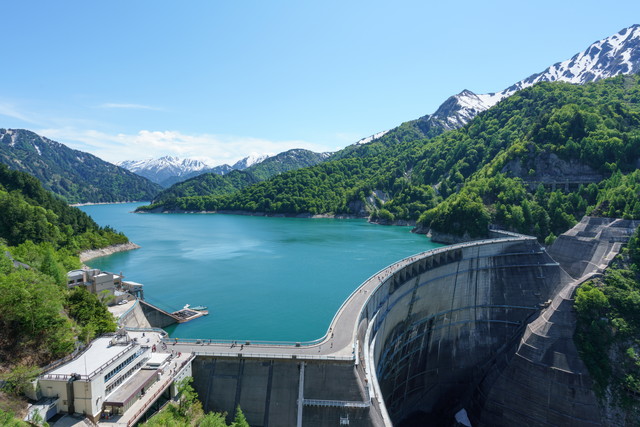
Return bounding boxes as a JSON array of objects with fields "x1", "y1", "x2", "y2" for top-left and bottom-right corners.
[{"x1": 121, "y1": 218, "x2": 639, "y2": 426}]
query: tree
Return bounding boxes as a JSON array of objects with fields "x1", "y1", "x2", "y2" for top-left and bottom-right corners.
[
  {"x1": 231, "y1": 406, "x2": 249, "y2": 427},
  {"x1": 0, "y1": 409, "x2": 28, "y2": 426},
  {"x1": 0, "y1": 364, "x2": 40, "y2": 396},
  {"x1": 200, "y1": 412, "x2": 229, "y2": 427},
  {"x1": 176, "y1": 377, "x2": 199, "y2": 417}
]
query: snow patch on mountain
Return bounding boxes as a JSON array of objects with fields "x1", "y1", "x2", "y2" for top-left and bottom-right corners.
[
  {"x1": 419, "y1": 24, "x2": 640, "y2": 133},
  {"x1": 231, "y1": 153, "x2": 271, "y2": 170},
  {"x1": 356, "y1": 130, "x2": 390, "y2": 145}
]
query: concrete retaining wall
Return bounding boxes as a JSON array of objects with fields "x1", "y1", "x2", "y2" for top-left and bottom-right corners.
[
  {"x1": 119, "y1": 301, "x2": 152, "y2": 328},
  {"x1": 139, "y1": 300, "x2": 178, "y2": 328}
]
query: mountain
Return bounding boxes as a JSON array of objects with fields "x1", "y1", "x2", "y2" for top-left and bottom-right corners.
[
  {"x1": 139, "y1": 25, "x2": 640, "y2": 220},
  {"x1": 140, "y1": 74, "x2": 640, "y2": 235},
  {"x1": 119, "y1": 153, "x2": 270, "y2": 188},
  {"x1": 243, "y1": 149, "x2": 331, "y2": 180},
  {"x1": 414, "y1": 24, "x2": 640, "y2": 136},
  {"x1": 147, "y1": 149, "x2": 332, "y2": 205},
  {"x1": 0, "y1": 129, "x2": 162, "y2": 203},
  {"x1": 340, "y1": 24, "x2": 640, "y2": 152},
  {"x1": 124, "y1": 149, "x2": 330, "y2": 195},
  {"x1": 231, "y1": 153, "x2": 270, "y2": 170},
  {"x1": 118, "y1": 156, "x2": 221, "y2": 188}
]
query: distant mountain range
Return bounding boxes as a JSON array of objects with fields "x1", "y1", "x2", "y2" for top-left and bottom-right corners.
[
  {"x1": 150, "y1": 148, "x2": 332, "y2": 203},
  {"x1": 118, "y1": 156, "x2": 225, "y2": 188},
  {"x1": 0, "y1": 129, "x2": 161, "y2": 203},
  {"x1": 119, "y1": 150, "x2": 329, "y2": 187}
]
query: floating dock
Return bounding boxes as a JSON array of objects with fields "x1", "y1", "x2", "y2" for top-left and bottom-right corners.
[{"x1": 171, "y1": 307, "x2": 208, "y2": 323}]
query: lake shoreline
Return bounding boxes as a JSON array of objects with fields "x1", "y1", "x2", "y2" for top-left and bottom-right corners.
[
  {"x1": 137, "y1": 207, "x2": 421, "y2": 228},
  {"x1": 79, "y1": 242, "x2": 141, "y2": 263},
  {"x1": 70, "y1": 201, "x2": 149, "y2": 207}
]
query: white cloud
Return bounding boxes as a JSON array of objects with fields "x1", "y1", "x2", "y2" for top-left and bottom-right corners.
[{"x1": 35, "y1": 127, "x2": 335, "y2": 166}]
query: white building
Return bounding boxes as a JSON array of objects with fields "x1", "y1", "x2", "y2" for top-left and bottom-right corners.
[
  {"x1": 67, "y1": 269, "x2": 131, "y2": 305},
  {"x1": 38, "y1": 330, "x2": 171, "y2": 423}
]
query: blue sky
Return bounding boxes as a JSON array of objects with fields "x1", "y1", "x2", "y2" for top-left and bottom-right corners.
[{"x1": 1, "y1": 1, "x2": 638, "y2": 165}]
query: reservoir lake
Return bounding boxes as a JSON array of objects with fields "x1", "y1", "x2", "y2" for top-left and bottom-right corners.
[{"x1": 80, "y1": 203, "x2": 442, "y2": 342}]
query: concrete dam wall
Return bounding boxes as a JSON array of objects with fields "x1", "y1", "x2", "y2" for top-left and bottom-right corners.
[
  {"x1": 359, "y1": 234, "x2": 572, "y2": 424},
  {"x1": 191, "y1": 357, "x2": 371, "y2": 426},
  {"x1": 162, "y1": 218, "x2": 638, "y2": 426}
]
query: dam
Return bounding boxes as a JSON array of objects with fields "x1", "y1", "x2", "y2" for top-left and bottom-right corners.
[{"x1": 115, "y1": 217, "x2": 639, "y2": 425}]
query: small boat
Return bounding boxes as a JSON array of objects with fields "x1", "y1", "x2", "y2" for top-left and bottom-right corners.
[{"x1": 184, "y1": 304, "x2": 208, "y2": 311}]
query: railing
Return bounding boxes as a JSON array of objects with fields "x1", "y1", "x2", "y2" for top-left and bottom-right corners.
[
  {"x1": 117, "y1": 299, "x2": 139, "y2": 326},
  {"x1": 125, "y1": 327, "x2": 168, "y2": 337},
  {"x1": 164, "y1": 337, "x2": 322, "y2": 347},
  {"x1": 41, "y1": 343, "x2": 136, "y2": 381},
  {"x1": 303, "y1": 398, "x2": 370, "y2": 408},
  {"x1": 126, "y1": 354, "x2": 195, "y2": 426},
  {"x1": 192, "y1": 350, "x2": 353, "y2": 361},
  {"x1": 126, "y1": 377, "x2": 172, "y2": 426}
]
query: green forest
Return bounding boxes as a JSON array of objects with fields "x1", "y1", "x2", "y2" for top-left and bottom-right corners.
[
  {"x1": 0, "y1": 164, "x2": 124, "y2": 419},
  {"x1": 139, "y1": 75, "x2": 640, "y2": 243},
  {"x1": 150, "y1": 149, "x2": 330, "y2": 206}
]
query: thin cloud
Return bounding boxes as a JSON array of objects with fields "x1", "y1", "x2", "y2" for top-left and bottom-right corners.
[
  {"x1": 97, "y1": 103, "x2": 163, "y2": 111},
  {"x1": 0, "y1": 102, "x2": 42, "y2": 125}
]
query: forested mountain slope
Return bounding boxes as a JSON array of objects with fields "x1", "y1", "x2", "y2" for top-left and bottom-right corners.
[
  {"x1": 0, "y1": 129, "x2": 162, "y2": 203},
  {"x1": 139, "y1": 75, "x2": 640, "y2": 242},
  {"x1": 0, "y1": 165, "x2": 124, "y2": 372},
  {"x1": 149, "y1": 149, "x2": 331, "y2": 205}
]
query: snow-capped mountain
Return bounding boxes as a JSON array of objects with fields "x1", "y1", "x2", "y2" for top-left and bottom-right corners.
[
  {"x1": 119, "y1": 153, "x2": 273, "y2": 187},
  {"x1": 117, "y1": 156, "x2": 212, "y2": 186},
  {"x1": 418, "y1": 24, "x2": 640, "y2": 133},
  {"x1": 231, "y1": 153, "x2": 270, "y2": 170}
]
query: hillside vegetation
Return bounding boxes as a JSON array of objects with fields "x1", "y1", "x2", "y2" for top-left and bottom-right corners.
[
  {"x1": 139, "y1": 75, "x2": 640, "y2": 242},
  {"x1": 0, "y1": 165, "x2": 123, "y2": 412},
  {"x1": 149, "y1": 149, "x2": 331, "y2": 207},
  {"x1": 574, "y1": 227, "x2": 640, "y2": 422},
  {"x1": 0, "y1": 129, "x2": 161, "y2": 203}
]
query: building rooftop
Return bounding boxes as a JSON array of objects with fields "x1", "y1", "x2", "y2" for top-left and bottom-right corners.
[
  {"x1": 45, "y1": 335, "x2": 137, "y2": 379},
  {"x1": 146, "y1": 353, "x2": 170, "y2": 367},
  {"x1": 104, "y1": 368, "x2": 158, "y2": 408}
]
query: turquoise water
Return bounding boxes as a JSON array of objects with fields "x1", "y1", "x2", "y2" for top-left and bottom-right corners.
[{"x1": 80, "y1": 203, "x2": 442, "y2": 341}]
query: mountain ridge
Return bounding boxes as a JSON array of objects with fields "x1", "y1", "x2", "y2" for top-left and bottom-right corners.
[
  {"x1": 121, "y1": 149, "x2": 331, "y2": 188},
  {"x1": 414, "y1": 24, "x2": 640, "y2": 136},
  {"x1": 0, "y1": 129, "x2": 162, "y2": 203}
]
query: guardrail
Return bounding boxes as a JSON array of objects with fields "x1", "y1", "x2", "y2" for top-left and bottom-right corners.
[
  {"x1": 117, "y1": 299, "x2": 139, "y2": 326},
  {"x1": 192, "y1": 350, "x2": 353, "y2": 361},
  {"x1": 126, "y1": 354, "x2": 195, "y2": 426},
  {"x1": 164, "y1": 337, "x2": 321, "y2": 347},
  {"x1": 303, "y1": 398, "x2": 370, "y2": 408},
  {"x1": 125, "y1": 327, "x2": 168, "y2": 337},
  {"x1": 41, "y1": 343, "x2": 137, "y2": 381}
]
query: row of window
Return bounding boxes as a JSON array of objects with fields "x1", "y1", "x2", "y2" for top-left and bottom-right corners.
[
  {"x1": 104, "y1": 348, "x2": 145, "y2": 383},
  {"x1": 105, "y1": 360, "x2": 145, "y2": 395}
]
